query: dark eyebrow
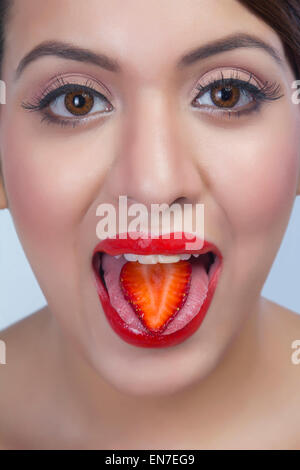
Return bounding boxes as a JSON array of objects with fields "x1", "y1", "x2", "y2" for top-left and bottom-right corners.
[
  {"x1": 177, "y1": 33, "x2": 283, "y2": 68},
  {"x1": 15, "y1": 40, "x2": 121, "y2": 79},
  {"x1": 15, "y1": 33, "x2": 283, "y2": 80}
]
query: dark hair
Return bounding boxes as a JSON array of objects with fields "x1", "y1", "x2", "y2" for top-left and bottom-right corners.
[
  {"x1": 0, "y1": 0, "x2": 299, "y2": 79},
  {"x1": 0, "y1": 0, "x2": 10, "y2": 77},
  {"x1": 238, "y1": 0, "x2": 300, "y2": 80}
]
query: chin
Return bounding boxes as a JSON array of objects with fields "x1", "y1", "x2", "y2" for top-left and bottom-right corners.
[{"x1": 83, "y1": 322, "x2": 226, "y2": 397}]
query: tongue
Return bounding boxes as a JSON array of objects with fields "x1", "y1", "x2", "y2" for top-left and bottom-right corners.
[{"x1": 101, "y1": 255, "x2": 209, "y2": 335}]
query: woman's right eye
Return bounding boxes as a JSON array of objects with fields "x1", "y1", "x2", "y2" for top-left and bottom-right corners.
[
  {"x1": 22, "y1": 83, "x2": 114, "y2": 127},
  {"x1": 49, "y1": 88, "x2": 113, "y2": 118}
]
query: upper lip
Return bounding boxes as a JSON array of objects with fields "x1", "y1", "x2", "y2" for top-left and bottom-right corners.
[{"x1": 93, "y1": 231, "x2": 222, "y2": 259}]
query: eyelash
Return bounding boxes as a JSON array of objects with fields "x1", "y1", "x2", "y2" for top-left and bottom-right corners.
[
  {"x1": 193, "y1": 70, "x2": 283, "y2": 118},
  {"x1": 21, "y1": 76, "x2": 110, "y2": 128},
  {"x1": 21, "y1": 71, "x2": 284, "y2": 128}
]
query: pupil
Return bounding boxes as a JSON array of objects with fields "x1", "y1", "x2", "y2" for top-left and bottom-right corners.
[
  {"x1": 219, "y1": 87, "x2": 232, "y2": 101},
  {"x1": 73, "y1": 95, "x2": 85, "y2": 108}
]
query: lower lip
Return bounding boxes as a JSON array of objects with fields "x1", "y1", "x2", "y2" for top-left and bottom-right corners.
[{"x1": 92, "y1": 254, "x2": 223, "y2": 348}]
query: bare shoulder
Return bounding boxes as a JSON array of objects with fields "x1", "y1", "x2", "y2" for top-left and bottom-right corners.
[
  {"x1": 261, "y1": 296, "x2": 300, "y2": 367},
  {"x1": 0, "y1": 307, "x2": 53, "y2": 448},
  {"x1": 0, "y1": 306, "x2": 51, "y2": 376},
  {"x1": 261, "y1": 296, "x2": 300, "y2": 337},
  {"x1": 0, "y1": 305, "x2": 52, "y2": 375},
  {"x1": 0, "y1": 305, "x2": 50, "y2": 340},
  {"x1": 259, "y1": 297, "x2": 300, "y2": 448}
]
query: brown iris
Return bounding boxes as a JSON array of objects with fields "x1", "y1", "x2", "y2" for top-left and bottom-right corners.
[
  {"x1": 210, "y1": 84, "x2": 240, "y2": 108},
  {"x1": 64, "y1": 90, "x2": 94, "y2": 115}
]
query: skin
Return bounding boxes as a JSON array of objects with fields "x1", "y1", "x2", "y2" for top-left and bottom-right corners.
[{"x1": 0, "y1": 0, "x2": 300, "y2": 449}]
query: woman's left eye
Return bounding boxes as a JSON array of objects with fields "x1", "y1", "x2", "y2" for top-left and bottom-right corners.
[
  {"x1": 191, "y1": 77, "x2": 283, "y2": 116},
  {"x1": 194, "y1": 82, "x2": 251, "y2": 109},
  {"x1": 194, "y1": 80, "x2": 262, "y2": 113}
]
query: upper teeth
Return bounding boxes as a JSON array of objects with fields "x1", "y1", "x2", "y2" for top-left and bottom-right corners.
[{"x1": 114, "y1": 253, "x2": 201, "y2": 264}]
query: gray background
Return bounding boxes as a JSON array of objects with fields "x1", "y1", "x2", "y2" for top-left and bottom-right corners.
[{"x1": 1, "y1": 197, "x2": 300, "y2": 331}]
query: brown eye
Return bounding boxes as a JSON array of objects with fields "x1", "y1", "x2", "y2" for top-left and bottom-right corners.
[
  {"x1": 210, "y1": 84, "x2": 240, "y2": 108},
  {"x1": 64, "y1": 90, "x2": 94, "y2": 116}
]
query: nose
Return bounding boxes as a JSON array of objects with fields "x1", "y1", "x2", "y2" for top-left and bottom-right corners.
[{"x1": 105, "y1": 87, "x2": 206, "y2": 210}]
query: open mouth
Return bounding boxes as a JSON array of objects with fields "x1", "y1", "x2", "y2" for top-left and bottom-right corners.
[{"x1": 92, "y1": 234, "x2": 223, "y2": 348}]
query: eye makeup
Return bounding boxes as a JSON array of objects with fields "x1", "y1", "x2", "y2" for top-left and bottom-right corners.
[
  {"x1": 20, "y1": 67, "x2": 284, "y2": 128},
  {"x1": 192, "y1": 68, "x2": 284, "y2": 119},
  {"x1": 21, "y1": 75, "x2": 113, "y2": 128}
]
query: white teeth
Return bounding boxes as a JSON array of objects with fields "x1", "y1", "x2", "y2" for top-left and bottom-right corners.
[
  {"x1": 157, "y1": 255, "x2": 181, "y2": 263},
  {"x1": 179, "y1": 254, "x2": 191, "y2": 260},
  {"x1": 193, "y1": 253, "x2": 200, "y2": 258},
  {"x1": 136, "y1": 255, "x2": 158, "y2": 264},
  {"x1": 123, "y1": 253, "x2": 139, "y2": 262},
  {"x1": 115, "y1": 253, "x2": 201, "y2": 264}
]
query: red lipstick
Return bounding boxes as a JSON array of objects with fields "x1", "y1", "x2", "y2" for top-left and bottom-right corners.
[{"x1": 92, "y1": 232, "x2": 223, "y2": 348}]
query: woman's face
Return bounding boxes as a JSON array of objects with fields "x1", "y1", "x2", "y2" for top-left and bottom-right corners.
[{"x1": 0, "y1": 0, "x2": 300, "y2": 395}]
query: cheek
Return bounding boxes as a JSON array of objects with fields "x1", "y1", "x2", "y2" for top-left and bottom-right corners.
[
  {"x1": 4, "y1": 144, "x2": 74, "y2": 250},
  {"x1": 203, "y1": 110, "x2": 300, "y2": 296},
  {"x1": 211, "y1": 118, "x2": 300, "y2": 234},
  {"x1": 2, "y1": 114, "x2": 109, "y2": 239},
  {"x1": 1, "y1": 118, "x2": 104, "y2": 267}
]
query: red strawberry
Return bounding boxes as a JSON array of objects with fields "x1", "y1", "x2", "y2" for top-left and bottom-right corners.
[{"x1": 120, "y1": 260, "x2": 192, "y2": 333}]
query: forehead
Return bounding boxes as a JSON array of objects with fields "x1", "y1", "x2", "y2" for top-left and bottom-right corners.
[{"x1": 5, "y1": 0, "x2": 284, "y2": 81}]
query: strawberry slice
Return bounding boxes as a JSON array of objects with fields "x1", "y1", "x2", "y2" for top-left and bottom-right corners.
[{"x1": 120, "y1": 260, "x2": 192, "y2": 333}]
